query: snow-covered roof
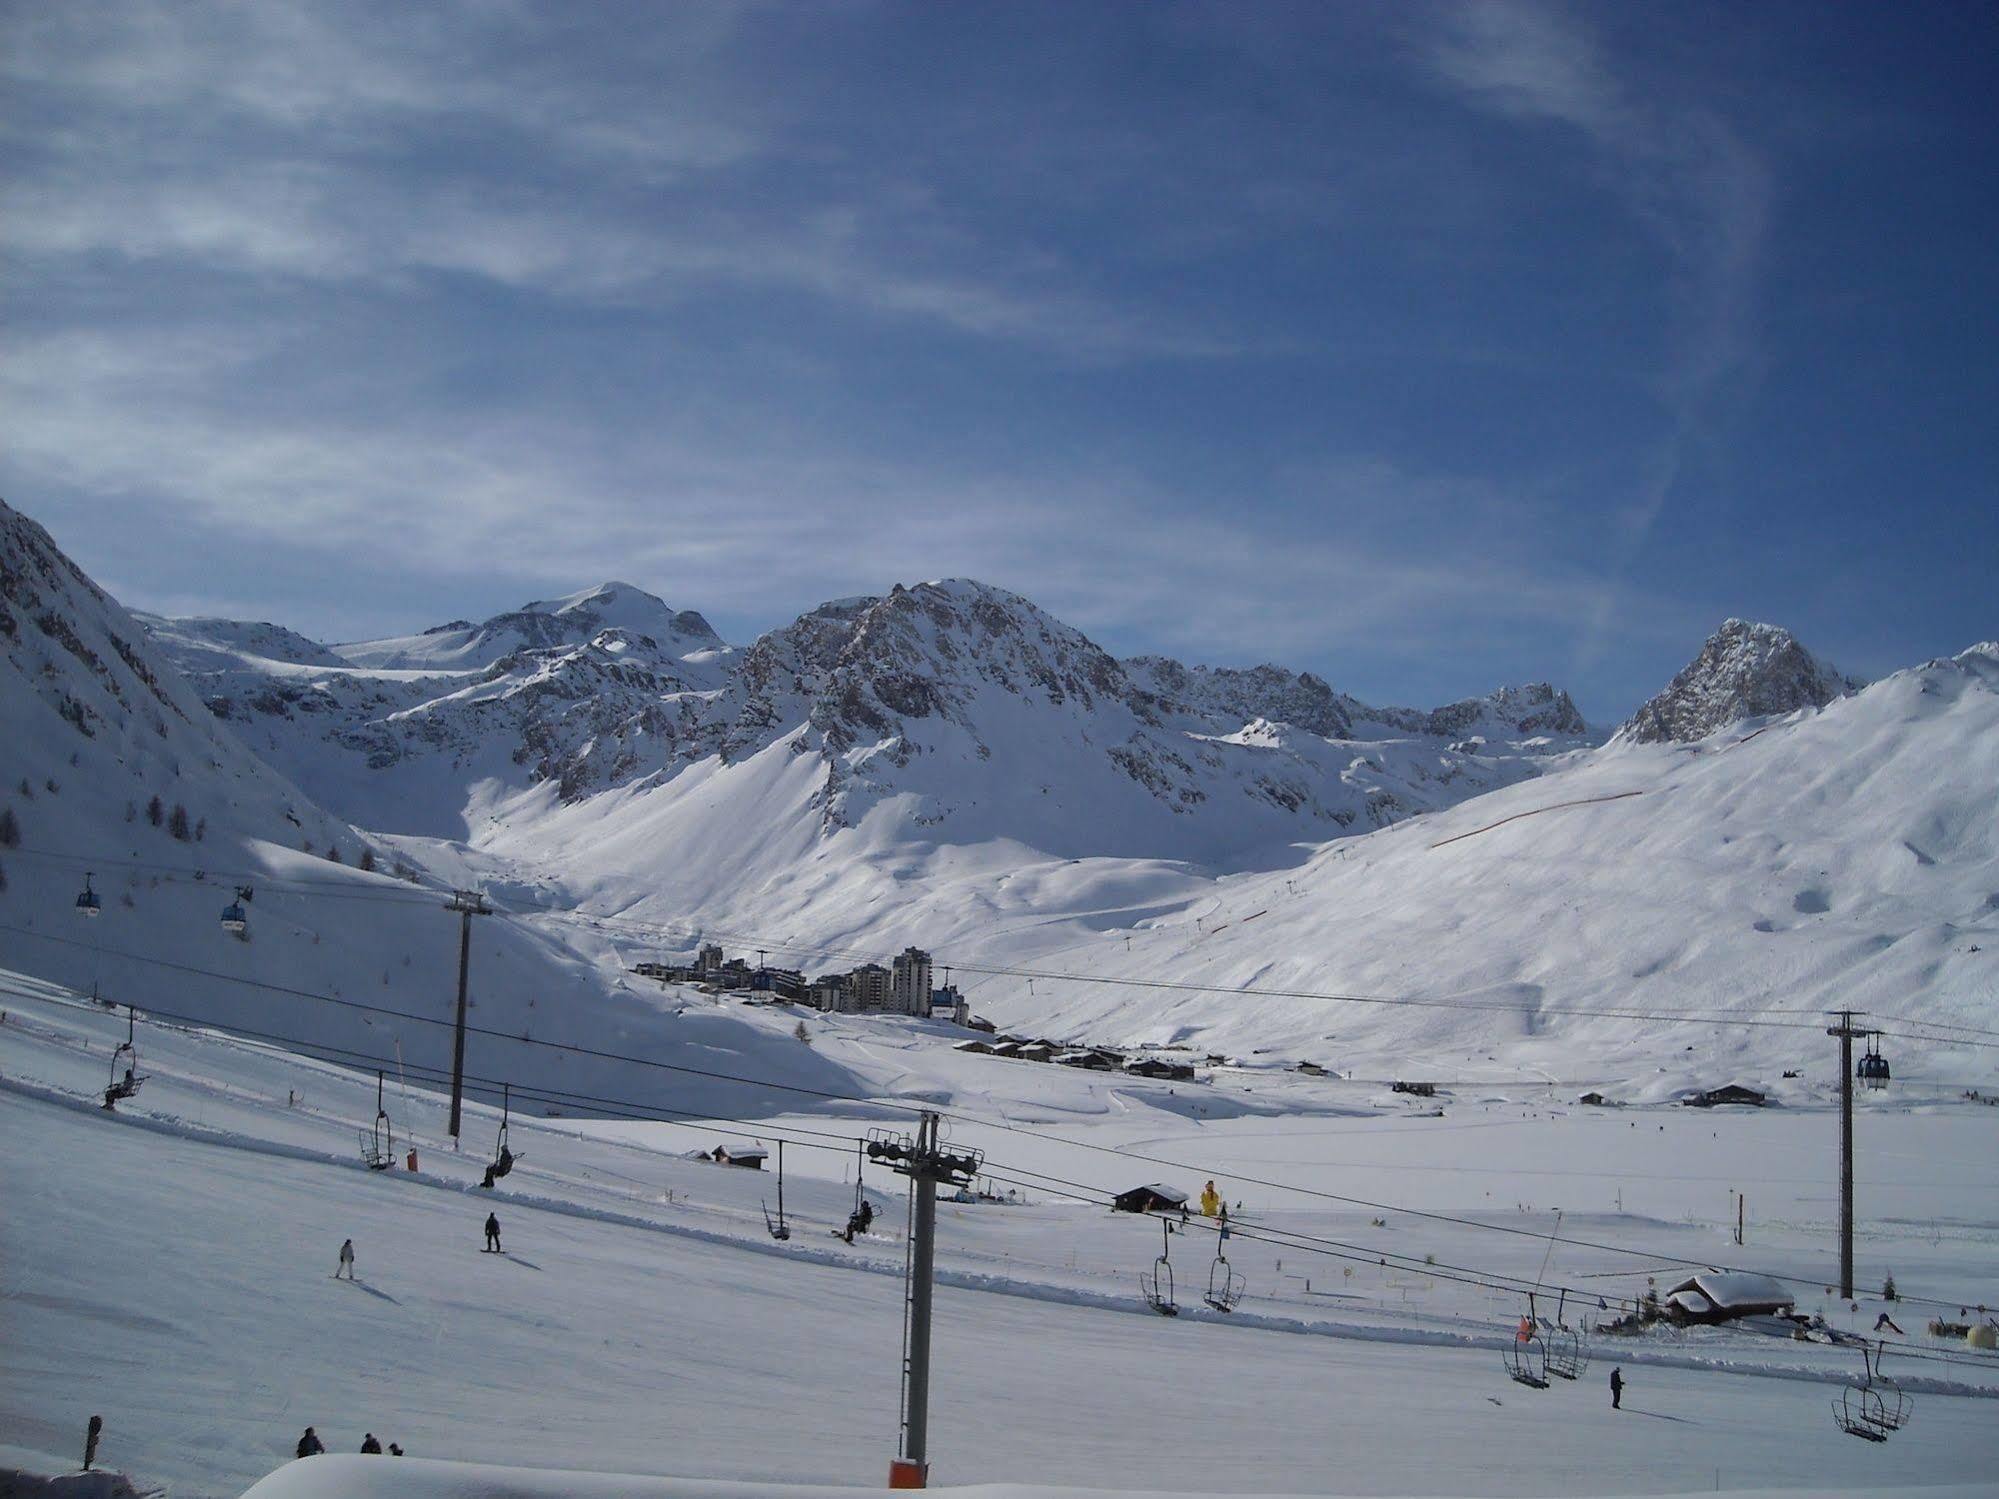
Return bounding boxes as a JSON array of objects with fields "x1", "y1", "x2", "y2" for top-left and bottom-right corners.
[{"x1": 1669, "y1": 1271, "x2": 1792, "y2": 1311}]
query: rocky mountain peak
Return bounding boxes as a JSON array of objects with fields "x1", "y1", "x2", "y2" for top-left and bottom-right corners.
[{"x1": 1620, "y1": 619, "x2": 1859, "y2": 744}]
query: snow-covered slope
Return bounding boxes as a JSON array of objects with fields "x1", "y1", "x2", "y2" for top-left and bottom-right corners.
[
  {"x1": 968, "y1": 640, "x2": 1999, "y2": 1074},
  {"x1": 0, "y1": 502, "x2": 860, "y2": 1113},
  {"x1": 1619, "y1": 619, "x2": 1861, "y2": 744}
]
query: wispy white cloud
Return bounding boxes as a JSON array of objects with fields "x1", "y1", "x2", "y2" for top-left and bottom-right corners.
[{"x1": 1418, "y1": 1, "x2": 1771, "y2": 669}]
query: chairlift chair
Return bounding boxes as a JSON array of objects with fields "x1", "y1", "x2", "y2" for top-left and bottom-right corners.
[
  {"x1": 1831, "y1": 1344, "x2": 1911, "y2": 1440},
  {"x1": 1203, "y1": 1248, "x2": 1246, "y2": 1313},
  {"x1": 1543, "y1": 1324, "x2": 1588, "y2": 1380},
  {"x1": 76, "y1": 873, "x2": 101, "y2": 918},
  {"x1": 1504, "y1": 1313, "x2": 1550, "y2": 1389},
  {"x1": 101, "y1": 1007, "x2": 146, "y2": 1110},
  {"x1": 359, "y1": 1070, "x2": 396, "y2": 1171},
  {"x1": 763, "y1": 1139, "x2": 792, "y2": 1241},
  {"x1": 1140, "y1": 1216, "x2": 1179, "y2": 1316},
  {"x1": 480, "y1": 1083, "x2": 520, "y2": 1188}
]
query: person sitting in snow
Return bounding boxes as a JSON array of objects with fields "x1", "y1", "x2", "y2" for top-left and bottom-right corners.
[
  {"x1": 296, "y1": 1427, "x2": 325, "y2": 1458},
  {"x1": 388, "y1": 1444, "x2": 404, "y2": 1457},
  {"x1": 361, "y1": 1434, "x2": 382, "y2": 1454},
  {"x1": 1199, "y1": 1180, "x2": 1222, "y2": 1218}
]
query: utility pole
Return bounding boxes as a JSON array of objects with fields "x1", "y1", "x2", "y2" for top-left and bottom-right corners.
[
  {"x1": 1826, "y1": 1010, "x2": 1876, "y2": 1299},
  {"x1": 446, "y1": 889, "x2": 492, "y2": 1143},
  {"x1": 868, "y1": 1113, "x2": 981, "y2": 1489}
]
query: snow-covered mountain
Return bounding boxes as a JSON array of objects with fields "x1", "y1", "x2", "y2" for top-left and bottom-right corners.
[
  {"x1": 148, "y1": 581, "x2": 743, "y2": 835},
  {"x1": 972, "y1": 639, "x2": 1999, "y2": 1074},
  {"x1": 146, "y1": 577, "x2": 1595, "y2": 856},
  {"x1": 1619, "y1": 618, "x2": 1861, "y2": 744},
  {"x1": 0, "y1": 502, "x2": 859, "y2": 1113}
]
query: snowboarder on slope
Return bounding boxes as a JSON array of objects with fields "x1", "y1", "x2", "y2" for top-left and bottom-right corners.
[
  {"x1": 1610, "y1": 1367, "x2": 1624, "y2": 1410},
  {"x1": 361, "y1": 1434, "x2": 382, "y2": 1454},
  {"x1": 484, "y1": 1212, "x2": 502, "y2": 1253},
  {"x1": 335, "y1": 1239, "x2": 356, "y2": 1280},
  {"x1": 296, "y1": 1427, "x2": 325, "y2": 1458}
]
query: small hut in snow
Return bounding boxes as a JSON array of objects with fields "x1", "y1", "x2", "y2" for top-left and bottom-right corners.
[
  {"x1": 1664, "y1": 1271, "x2": 1793, "y2": 1324},
  {"x1": 1112, "y1": 1184, "x2": 1189, "y2": 1215}
]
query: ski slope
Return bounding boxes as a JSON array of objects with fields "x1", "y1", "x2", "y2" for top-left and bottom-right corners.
[{"x1": 5, "y1": 975, "x2": 1997, "y2": 1498}]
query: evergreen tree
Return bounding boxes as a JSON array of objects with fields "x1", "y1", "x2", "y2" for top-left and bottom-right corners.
[
  {"x1": 168, "y1": 804, "x2": 191, "y2": 841},
  {"x1": 0, "y1": 807, "x2": 18, "y2": 848},
  {"x1": 147, "y1": 795, "x2": 163, "y2": 827},
  {"x1": 358, "y1": 847, "x2": 377, "y2": 873}
]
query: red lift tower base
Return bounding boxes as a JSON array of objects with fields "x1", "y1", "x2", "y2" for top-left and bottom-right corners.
[{"x1": 889, "y1": 1459, "x2": 928, "y2": 1489}]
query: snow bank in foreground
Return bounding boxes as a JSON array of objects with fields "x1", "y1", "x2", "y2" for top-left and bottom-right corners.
[
  {"x1": 0, "y1": 1444, "x2": 151, "y2": 1499},
  {"x1": 236, "y1": 1457, "x2": 1994, "y2": 1499}
]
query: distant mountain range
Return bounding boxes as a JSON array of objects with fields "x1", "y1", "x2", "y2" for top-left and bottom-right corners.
[
  {"x1": 9, "y1": 494, "x2": 1992, "y2": 1077},
  {"x1": 140, "y1": 574, "x2": 1602, "y2": 854}
]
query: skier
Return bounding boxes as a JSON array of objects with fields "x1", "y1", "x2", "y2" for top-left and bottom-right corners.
[
  {"x1": 361, "y1": 1434, "x2": 382, "y2": 1455},
  {"x1": 296, "y1": 1427, "x2": 325, "y2": 1458},
  {"x1": 484, "y1": 1212, "x2": 502, "y2": 1253},
  {"x1": 335, "y1": 1239, "x2": 356, "y2": 1280},
  {"x1": 1610, "y1": 1367, "x2": 1624, "y2": 1410}
]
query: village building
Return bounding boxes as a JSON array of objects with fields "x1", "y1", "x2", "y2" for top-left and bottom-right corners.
[
  {"x1": 1112, "y1": 1184, "x2": 1189, "y2": 1214},
  {"x1": 1684, "y1": 1084, "x2": 1768, "y2": 1108},
  {"x1": 891, "y1": 948, "x2": 934, "y2": 1016},
  {"x1": 709, "y1": 1144, "x2": 768, "y2": 1170},
  {"x1": 1664, "y1": 1271, "x2": 1793, "y2": 1323}
]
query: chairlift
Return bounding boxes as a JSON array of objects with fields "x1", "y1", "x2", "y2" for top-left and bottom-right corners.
[
  {"x1": 1542, "y1": 1290, "x2": 1589, "y2": 1380},
  {"x1": 220, "y1": 886, "x2": 252, "y2": 936},
  {"x1": 1504, "y1": 1309, "x2": 1550, "y2": 1389},
  {"x1": 763, "y1": 1139, "x2": 792, "y2": 1241},
  {"x1": 1140, "y1": 1216, "x2": 1179, "y2": 1316},
  {"x1": 76, "y1": 872, "x2": 101, "y2": 918},
  {"x1": 359, "y1": 1071, "x2": 396, "y2": 1171},
  {"x1": 480, "y1": 1083, "x2": 520, "y2": 1188},
  {"x1": 838, "y1": 1139, "x2": 876, "y2": 1242},
  {"x1": 101, "y1": 1007, "x2": 146, "y2": 1110},
  {"x1": 1831, "y1": 1343, "x2": 1912, "y2": 1440},
  {"x1": 1203, "y1": 1244, "x2": 1245, "y2": 1313}
]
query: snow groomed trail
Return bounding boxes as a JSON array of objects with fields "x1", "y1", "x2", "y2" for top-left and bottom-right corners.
[{"x1": 5, "y1": 985, "x2": 1999, "y2": 1498}]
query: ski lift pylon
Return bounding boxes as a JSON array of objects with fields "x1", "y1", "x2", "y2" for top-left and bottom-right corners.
[{"x1": 763, "y1": 1139, "x2": 792, "y2": 1241}]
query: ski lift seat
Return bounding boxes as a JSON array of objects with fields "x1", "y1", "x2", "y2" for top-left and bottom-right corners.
[{"x1": 220, "y1": 902, "x2": 247, "y2": 933}]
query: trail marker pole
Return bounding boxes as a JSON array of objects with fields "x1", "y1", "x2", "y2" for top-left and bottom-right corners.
[
  {"x1": 870, "y1": 1112, "x2": 981, "y2": 1488},
  {"x1": 446, "y1": 890, "x2": 492, "y2": 1142}
]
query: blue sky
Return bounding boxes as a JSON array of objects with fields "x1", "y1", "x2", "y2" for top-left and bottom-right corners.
[{"x1": 3, "y1": 1, "x2": 1993, "y2": 717}]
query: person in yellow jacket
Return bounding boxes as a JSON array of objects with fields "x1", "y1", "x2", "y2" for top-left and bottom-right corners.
[{"x1": 1199, "y1": 1180, "x2": 1222, "y2": 1218}]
